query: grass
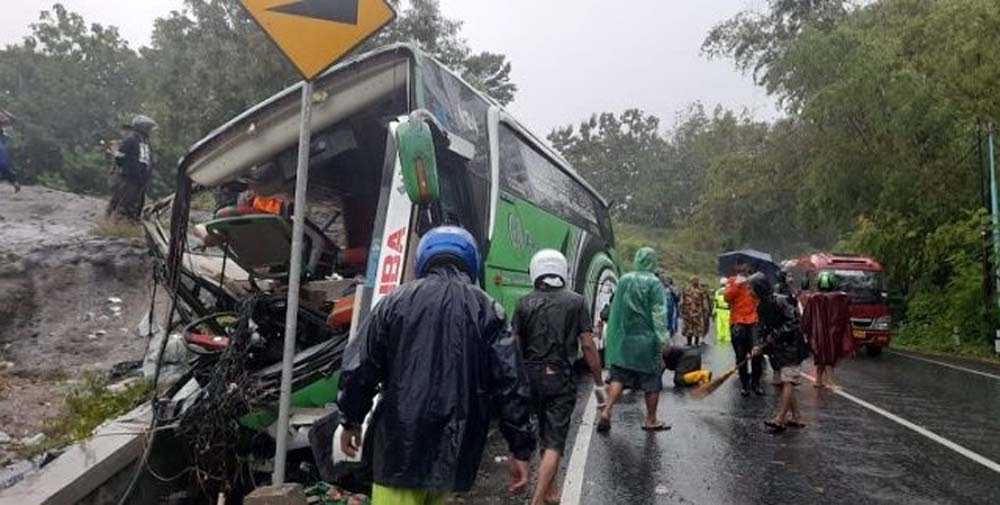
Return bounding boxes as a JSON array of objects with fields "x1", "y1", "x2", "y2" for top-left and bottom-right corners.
[
  {"x1": 614, "y1": 222, "x2": 718, "y2": 283},
  {"x1": 91, "y1": 216, "x2": 144, "y2": 240},
  {"x1": 16, "y1": 374, "x2": 151, "y2": 458},
  {"x1": 892, "y1": 338, "x2": 1000, "y2": 365}
]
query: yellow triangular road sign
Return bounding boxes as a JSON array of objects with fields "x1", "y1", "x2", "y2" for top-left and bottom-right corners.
[{"x1": 241, "y1": 0, "x2": 396, "y2": 80}]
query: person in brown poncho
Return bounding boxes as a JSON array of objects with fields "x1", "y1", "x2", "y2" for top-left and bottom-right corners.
[
  {"x1": 681, "y1": 276, "x2": 712, "y2": 347},
  {"x1": 801, "y1": 271, "x2": 855, "y2": 388}
]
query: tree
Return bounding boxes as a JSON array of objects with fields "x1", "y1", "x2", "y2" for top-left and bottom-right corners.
[{"x1": 0, "y1": 3, "x2": 142, "y2": 192}]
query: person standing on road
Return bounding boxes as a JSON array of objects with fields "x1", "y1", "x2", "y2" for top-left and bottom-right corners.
[
  {"x1": 681, "y1": 276, "x2": 712, "y2": 347},
  {"x1": 513, "y1": 249, "x2": 604, "y2": 505},
  {"x1": 338, "y1": 226, "x2": 536, "y2": 505},
  {"x1": 0, "y1": 111, "x2": 20, "y2": 193},
  {"x1": 714, "y1": 278, "x2": 731, "y2": 344},
  {"x1": 725, "y1": 264, "x2": 765, "y2": 396},
  {"x1": 750, "y1": 274, "x2": 809, "y2": 433},
  {"x1": 106, "y1": 115, "x2": 156, "y2": 222},
  {"x1": 661, "y1": 275, "x2": 680, "y2": 338},
  {"x1": 599, "y1": 247, "x2": 671, "y2": 433},
  {"x1": 802, "y1": 271, "x2": 854, "y2": 388}
]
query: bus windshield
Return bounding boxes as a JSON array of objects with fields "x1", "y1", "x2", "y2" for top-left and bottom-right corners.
[{"x1": 825, "y1": 269, "x2": 886, "y2": 304}]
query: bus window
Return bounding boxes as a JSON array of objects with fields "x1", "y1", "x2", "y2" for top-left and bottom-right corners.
[{"x1": 497, "y1": 124, "x2": 600, "y2": 233}]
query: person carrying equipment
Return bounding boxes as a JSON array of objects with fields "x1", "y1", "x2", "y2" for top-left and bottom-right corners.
[
  {"x1": 713, "y1": 278, "x2": 731, "y2": 343},
  {"x1": 599, "y1": 247, "x2": 671, "y2": 433},
  {"x1": 513, "y1": 249, "x2": 604, "y2": 505},
  {"x1": 750, "y1": 274, "x2": 809, "y2": 433},
  {"x1": 0, "y1": 111, "x2": 20, "y2": 193},
  {"x1": 338, "y1": 226, "x2": 535, "y2": 505},
  {"x1": 662, "y1": 345, "x2": 712, "y2": 387},
  {"x1": 107, "y1": 114, "x2": 157, "y2": 221},
  {"x1": 802, "y1": 271, "x2": 854, "y2": 388}
]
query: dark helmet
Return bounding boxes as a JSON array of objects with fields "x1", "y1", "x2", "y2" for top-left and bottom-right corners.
[
  {"x1": 748, "y1": 272, "x2": 772, "y2": 299},
  {"x1": 415, "y1": 226, "x2": 480, "y2": 279}
]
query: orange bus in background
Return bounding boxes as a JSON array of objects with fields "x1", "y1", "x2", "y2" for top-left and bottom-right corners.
[{"x1": 784, "y1": 253, "x2": 893, "y2": 356}]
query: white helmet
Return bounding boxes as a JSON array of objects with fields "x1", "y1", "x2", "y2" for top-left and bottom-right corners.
[
  {"x1": 720, "y1": 277, "x2": 727, "y2": 286},
  {"x1": 530, "y1": 249, "x2": 568, "y2": 288}
]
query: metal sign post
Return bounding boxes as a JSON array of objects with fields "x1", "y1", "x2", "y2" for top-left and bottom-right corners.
[
  {"x1": 237, "y1": 0, "x2": 396, "y2": 487},
  {"x1": 273, "y1": 80, "x2": 314, "y2": 485}
]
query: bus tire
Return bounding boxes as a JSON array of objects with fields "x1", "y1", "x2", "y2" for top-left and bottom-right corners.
[{"x1": 865, "y1": 345, "x2": 883, "y2": 357}]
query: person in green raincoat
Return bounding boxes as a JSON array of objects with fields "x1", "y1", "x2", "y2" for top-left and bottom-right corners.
[
  {"x1": 598, "y1": 247, "x2": 671, "y2": 433},
  {"x1": 714, "y1": 278, "x2": 731, "y2": 343}
]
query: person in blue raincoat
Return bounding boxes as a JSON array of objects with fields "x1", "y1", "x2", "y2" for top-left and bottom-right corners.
[
  {"x1": 659, "y1": 271, "x2": 680, "y2": 337},
  {"x1": 599, "y1": 247, "x2": 671, "y2": 433},
  {"x1": 338, "y1": 226, "x2": 536, "y2": 504},
  {"x1": 0, "y1": 112, "x2": 20, "y2": 193}
]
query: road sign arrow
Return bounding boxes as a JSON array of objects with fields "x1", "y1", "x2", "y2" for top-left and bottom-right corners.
[{"x1": 268, "y1": 0, "x2": 360, "y2": 25}]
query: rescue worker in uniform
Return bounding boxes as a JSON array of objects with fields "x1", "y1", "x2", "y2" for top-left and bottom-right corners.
[
  {"x1": 106, "y1": 115, "x2": 156, "y2": 221},
  {"x1": 714, "y1": 278, "x2": 731, "y2": 343},
  {"x1": 681, "y1": 276, "x2": 712, "y2": 347},
  {"x1": 0, "y1": 111, "x2": 20, "y2": 193},
  {"x1": 599, "y1": 247, "x2": 671, "y2": 433},
  {"x1": 338, "y1": 226, "x2": 535, "y2": 505},
  {"x1": 513, "y1": 250, "x2": 604, "y2": 505}
]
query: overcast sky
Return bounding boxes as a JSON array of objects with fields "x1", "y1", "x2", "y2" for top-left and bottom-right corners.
[{"x1": 2, "y1": 0, "x2": 778, "y2": 135}]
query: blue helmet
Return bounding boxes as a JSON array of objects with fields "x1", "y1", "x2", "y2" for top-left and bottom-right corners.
[{"x1": 415, "y1": 226, "x2": 480, "y2": 279}]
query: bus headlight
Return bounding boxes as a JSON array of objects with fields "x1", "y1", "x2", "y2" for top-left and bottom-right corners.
[{"x1": 871, "y1": 316, "x2": 891, "y2": 331}]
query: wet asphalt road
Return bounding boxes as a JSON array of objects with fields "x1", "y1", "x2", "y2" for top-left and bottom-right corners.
[{"x1": 560, "y1": 334, "x2": 1000, "y2": 505}]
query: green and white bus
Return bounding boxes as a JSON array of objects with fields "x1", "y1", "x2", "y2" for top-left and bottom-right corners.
[{"x1": 150, "y1": 43, "x2": 620, "y2": 345}]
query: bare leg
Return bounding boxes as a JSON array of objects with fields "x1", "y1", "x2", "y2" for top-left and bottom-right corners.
[
  {"x1": 770, "y1": 383, "x2": 793, "y2": 424},
  {"x1": 643, "y1": 391, "x2": 660, "y2": 428},
  {"x1": 599, "y1": 381, "x2": 625, "y2": 428},
  {"x1": 814, "y1": 365, "x2": 826, "y2": 388},
  {"x1": 531, "y1": 449, "x2": 562, "y2": 505}
]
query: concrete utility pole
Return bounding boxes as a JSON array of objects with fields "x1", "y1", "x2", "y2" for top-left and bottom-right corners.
[{"x1": 988, "y1": 123, "x2": 1000, "y2": 355}]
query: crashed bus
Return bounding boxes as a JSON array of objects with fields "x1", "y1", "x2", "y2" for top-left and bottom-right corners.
[{"x1": 139, "y1": 44, "x2": 620, "y2": 499}]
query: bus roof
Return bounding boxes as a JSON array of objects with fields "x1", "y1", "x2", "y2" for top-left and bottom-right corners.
[
  {"x1": 799, "y1": 252, "x2": 885, "y2": 272},
  {"x1": 175, "y1": 44, "x2": 609, "y2": 208}
]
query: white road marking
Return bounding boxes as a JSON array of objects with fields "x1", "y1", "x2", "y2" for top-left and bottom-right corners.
[
  {"x1": 561, "y1": 386, "x2": 599, "y2": 505},
  {"x1": 887, "y1": 350, "x2": 1000, "y2": 381},
  {"x1": 802, "y1": 373, "x2": 1000, "y2": 475}
]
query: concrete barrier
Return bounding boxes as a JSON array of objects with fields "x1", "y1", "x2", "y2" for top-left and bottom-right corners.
[{"x1": 0, "y1": 405, "x2": 150, "y2": 505}]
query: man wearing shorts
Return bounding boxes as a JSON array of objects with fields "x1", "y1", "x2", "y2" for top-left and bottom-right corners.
[
  {"x1": 599, "y1": 247, "x2": 671, "y2": 433},
  {"x1": 750, "y1": 274, "x2": 809, "y2": 433},
  {"x1": 514, "y1": 250, "x2": 604, "y2": 505}
]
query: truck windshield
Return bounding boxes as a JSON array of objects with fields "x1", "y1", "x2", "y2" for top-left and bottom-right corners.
[{"x1": 825, "y1": 269, "x2": 886, "y2": 304}]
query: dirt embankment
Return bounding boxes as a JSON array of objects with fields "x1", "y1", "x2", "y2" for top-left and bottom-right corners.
[{"x1": 0, "y1": 186, "x2": 155, "y2": 464}]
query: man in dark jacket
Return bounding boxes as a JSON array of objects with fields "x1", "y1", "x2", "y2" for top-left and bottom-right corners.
[
  {"x1": 338, "y1": 226, "x2": 535, "y2": 504},
  {"x1": 0, "y1": 112, "x2": 20, "y2": 193},
  {"x1": 514, "y1": 249, "x2": 603, "y2": 505},
  {"x1": 106, "y1": 115, "x2": 156, "y2": 221},
  {"x1": 750, "y1": 274, "x2": 808, "y2": 433}
]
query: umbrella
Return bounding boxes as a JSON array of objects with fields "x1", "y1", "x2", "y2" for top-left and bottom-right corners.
[{"x1": 718, "y1": 249, "x2": 780, "y2": 281}]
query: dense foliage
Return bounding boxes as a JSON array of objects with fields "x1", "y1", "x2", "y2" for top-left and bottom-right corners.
[
  {"x1": 0, "y1": 0, "x2": 516, "y2": 197},
  {"x1": 551, "y1": 0, "x2": 1000, "y2": 352}
]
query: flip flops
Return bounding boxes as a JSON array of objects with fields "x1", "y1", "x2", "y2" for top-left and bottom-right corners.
[
  {"x1": 641, "y1": 423, "x2": 672, "y2": 432},
  {"x1": 764, "y1": 420, "x2": 786, "y2": 433},
  {"x1": 596, "y1": 417, "x2": 612, "y2": 433},
  {"x1": 786, "y1": 420, "x2": 807, "y2": 428}
]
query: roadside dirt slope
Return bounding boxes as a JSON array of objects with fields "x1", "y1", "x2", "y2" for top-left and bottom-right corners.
[{"x1": 0, "y1": 186, "x2": 153, "y2": 464}]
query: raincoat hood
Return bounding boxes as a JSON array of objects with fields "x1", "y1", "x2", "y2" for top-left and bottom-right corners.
[
  {"x1": 634, "y1": 247, "x2": 659, "y2": 273},
  {"x1": 603, "y1": 246, "x2": 669, "y2": 375},
  {"x1": 338, "y1": 266, "x2": 535, "y2": 492}
]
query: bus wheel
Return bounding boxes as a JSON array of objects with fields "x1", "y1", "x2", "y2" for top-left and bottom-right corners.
[{"x1": 865, "y1": 345, "x2": 883, "y2": 357}]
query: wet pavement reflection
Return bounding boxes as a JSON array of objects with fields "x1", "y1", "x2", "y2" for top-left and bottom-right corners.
[{"x1": 565, "y1": 334, "x2": 1000, "y2": 505}]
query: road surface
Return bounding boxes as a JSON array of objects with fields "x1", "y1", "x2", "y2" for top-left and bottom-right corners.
[{"x1": 556, "y1": 334, "x2": 1000, "y2": 505}]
